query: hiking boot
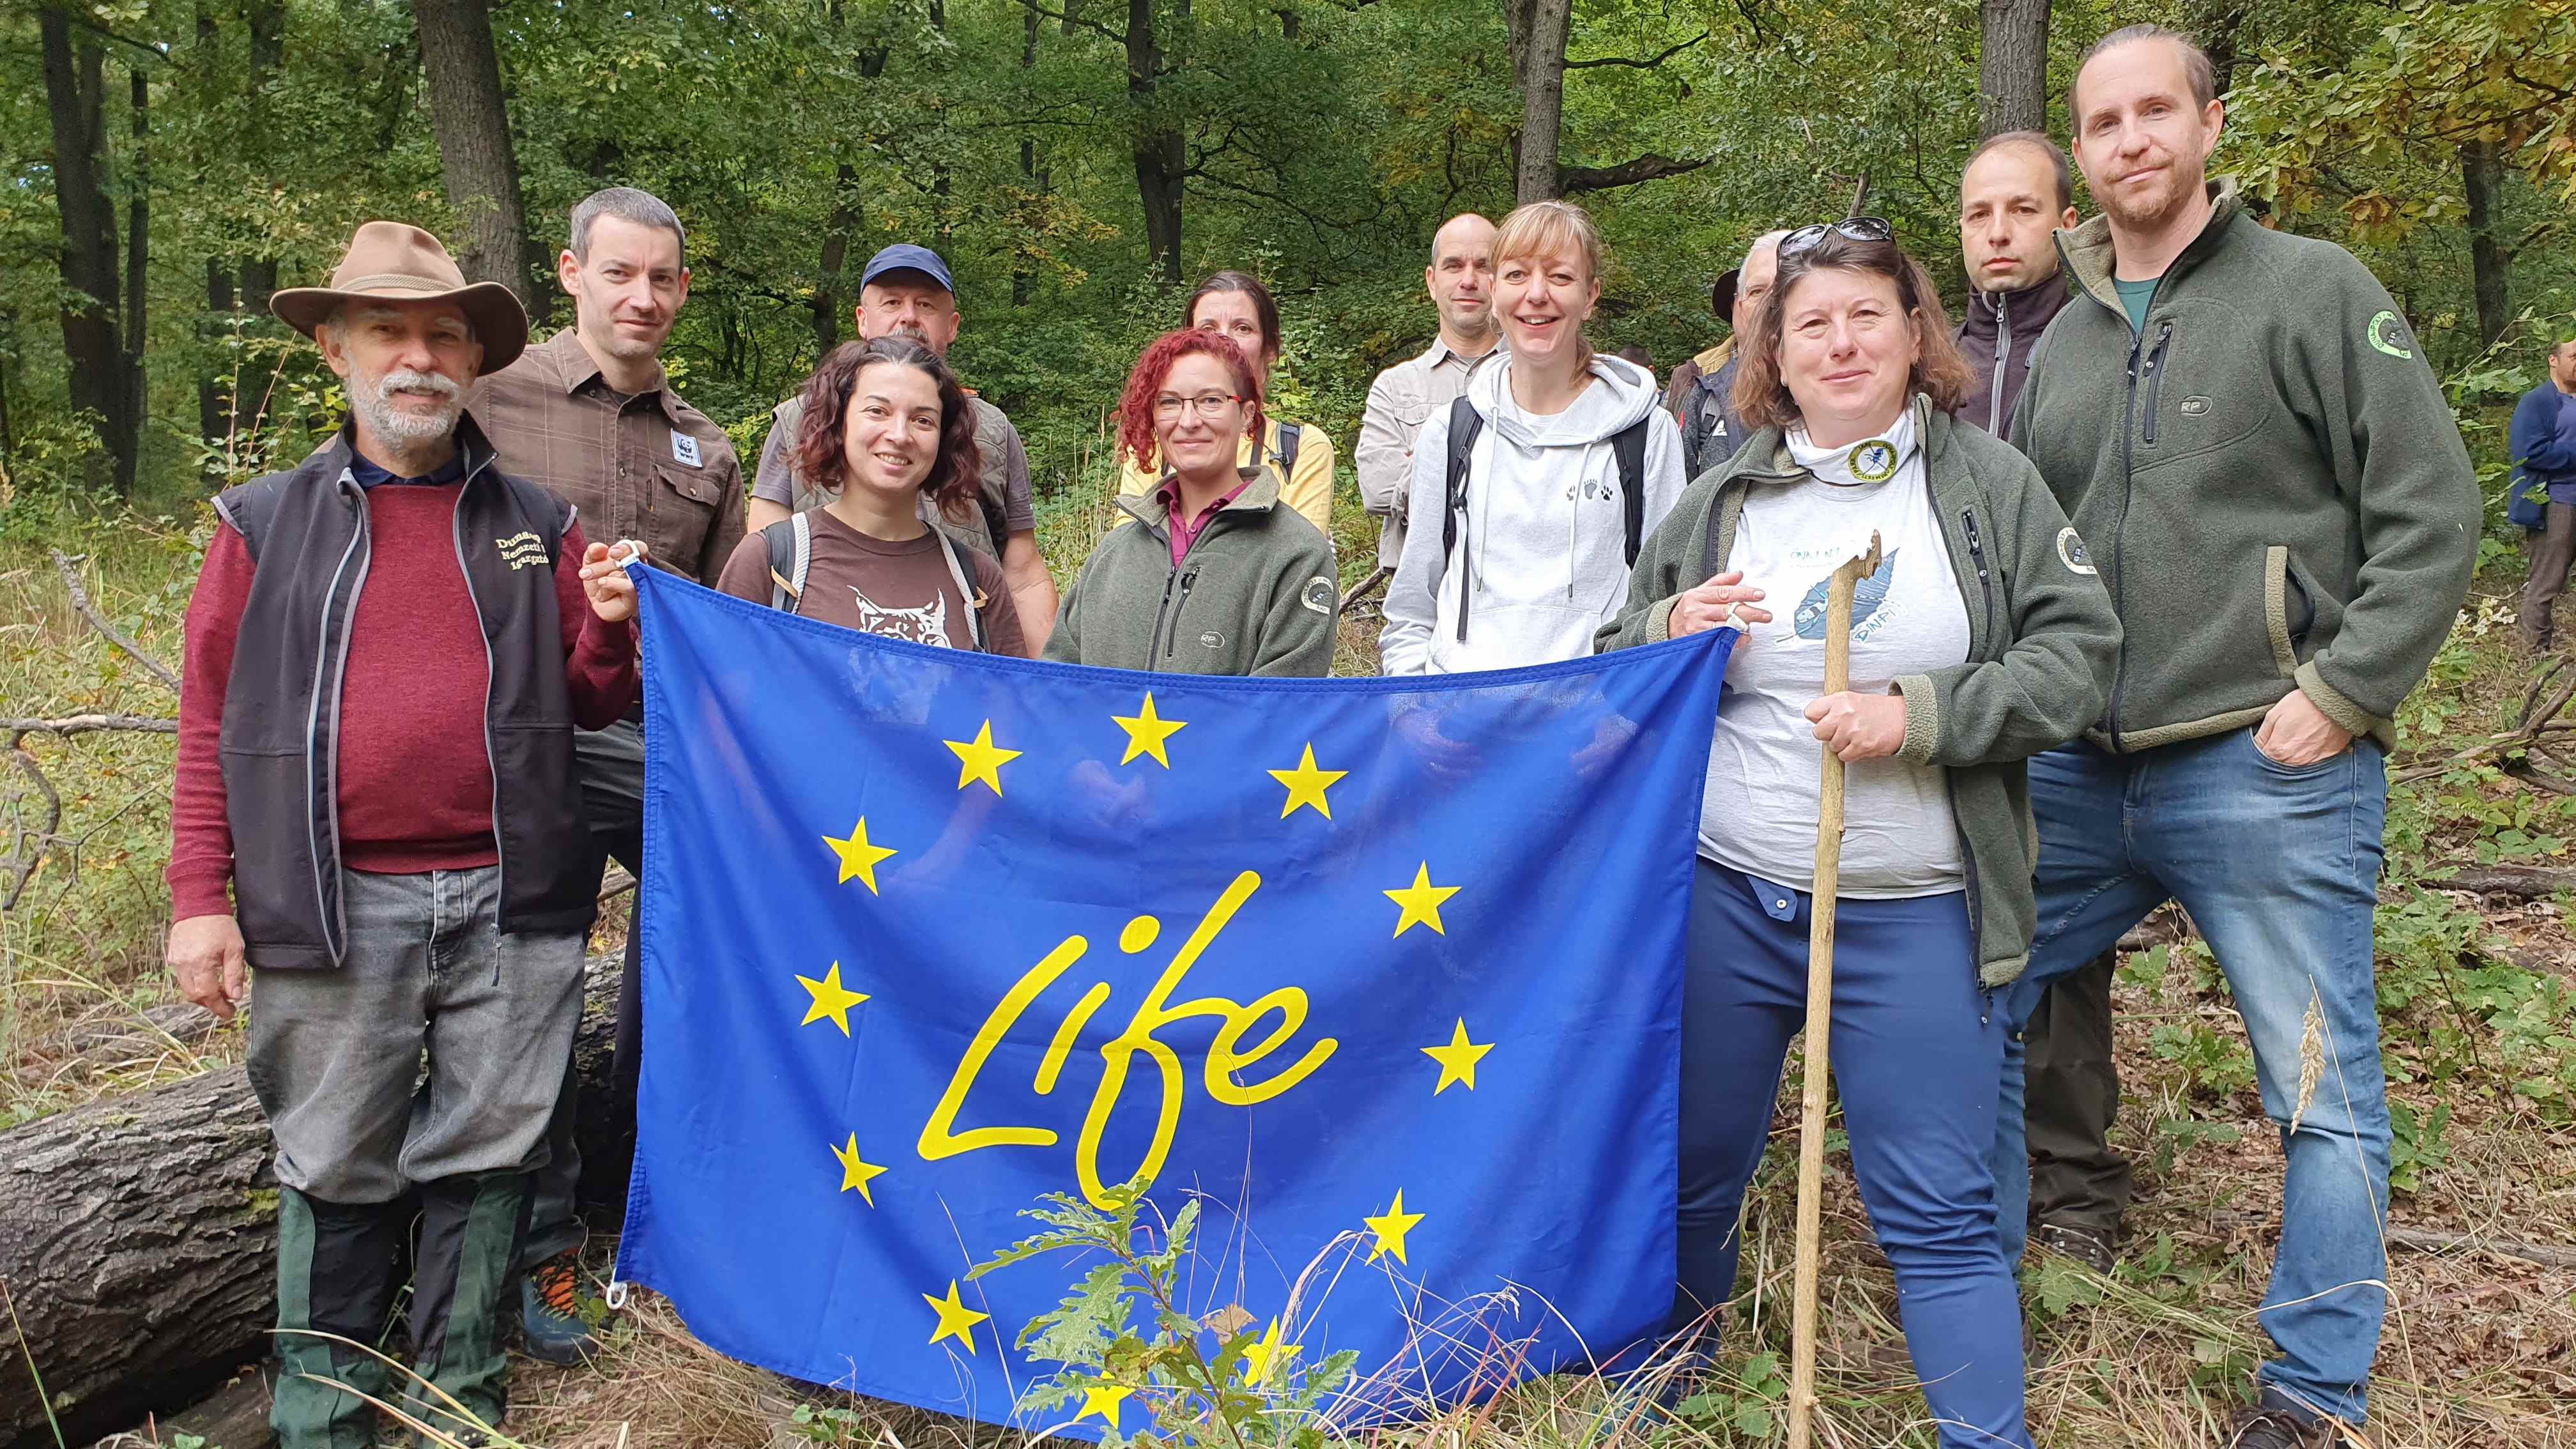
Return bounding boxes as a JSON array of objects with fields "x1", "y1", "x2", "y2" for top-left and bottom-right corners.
[
  {"x1": 519, "y1": 1250, "x2": 598, "y2": 1365},
  {"x1": 2034, "y1": 1221, "x2": 2116, "y2": 1275},
  {"x1": 2223, "y1": 1405, "x2": 2336, "y2": 1449}
]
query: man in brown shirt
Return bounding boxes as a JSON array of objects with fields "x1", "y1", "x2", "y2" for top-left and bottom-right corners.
[{"x1": 468, "y1": 186, "x2": 742, "y2": 1365}]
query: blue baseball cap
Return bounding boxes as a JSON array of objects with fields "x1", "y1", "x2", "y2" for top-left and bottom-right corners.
[{"x1": 859, "y1": 243, "x2": 955, "y2": 296}]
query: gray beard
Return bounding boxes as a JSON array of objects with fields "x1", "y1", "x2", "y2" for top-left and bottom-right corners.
[{"x1": 348, "y1": 368, "x2": 463, "y2": 448}]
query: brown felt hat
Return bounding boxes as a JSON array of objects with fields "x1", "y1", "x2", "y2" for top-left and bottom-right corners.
[{"x1": 270, "y1": 221, "x2": 529, "y2": 371}]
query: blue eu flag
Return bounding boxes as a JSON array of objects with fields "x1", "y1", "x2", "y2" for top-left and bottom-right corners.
[{"x1": 613, "y1": 567, "x2": 1731, "y2": 1434}]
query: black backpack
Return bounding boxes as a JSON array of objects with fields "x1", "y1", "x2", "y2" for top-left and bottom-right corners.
[
  {"x1": 1269, "y1": 420, "x2": 1303, "y2": 482},
  {"x1": 1437, "y1": 395, "x2": 1650, "y2": 643},
  {"x1": 762, "y1": 512, "x2": 991, "y2": 650}
]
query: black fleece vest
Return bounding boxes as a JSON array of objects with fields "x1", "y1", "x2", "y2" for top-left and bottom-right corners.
[{"x1": 212, "y1": 419, "x2": 597, "y2": 969}]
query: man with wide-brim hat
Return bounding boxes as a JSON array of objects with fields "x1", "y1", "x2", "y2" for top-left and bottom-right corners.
[{"x1": 165, "y1": 219, "x2": 648, "y2": 1449}]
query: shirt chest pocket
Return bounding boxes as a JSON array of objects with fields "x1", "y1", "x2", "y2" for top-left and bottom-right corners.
[
  {"x1": 652, "y1": 463, "x2": 724, "y2": 564},
  {"x1": 2138, "y1": 310, "x2": 2274, "y2": 469}
]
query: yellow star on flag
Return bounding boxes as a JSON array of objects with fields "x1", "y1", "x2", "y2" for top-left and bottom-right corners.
[
  {"x1": 1420, "y1": 1018, "x2": 1493, "y2": 1095},
  {"x1": 924, "y1": 1280, "x2": 990, "y2": 1354},
  {"x1": 1239, "y1": 1317, "x2": 1300, "y2": 1386},
  {"x1": 1384, "y1": 862, "x2": 1460, "y2": 937},
  {"x1": 1363, "y1": 1190, "x2": 1427, "y2": 1266},
  {"x1": 829, "y1": 1133, "x2": 888, "y2": 1205},
  {"x1": 795, "y1": 962, "x2": 870, "y2": 1036},
  {"x1": 1112, "y1": 693, "x2": 1189, "y2": 767},
  {"x1": 944, "y1": 720, "x2": 1022, "y2": 795},
  {"x1": 1268, "y1": 743, "x2": 1347, "y2": 819},
  {"x1": 821, "y1": 818, "x2": 898, "y2": 894},
  {"x1": 1077, "y1": 1381, "x2": 1135, "y2": 1428}
]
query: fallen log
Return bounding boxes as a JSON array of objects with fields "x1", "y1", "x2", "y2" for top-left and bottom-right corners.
[
  {"x1": 2423, "y1": 864, "x2": 2576, "y2": 898},
  {"x1": 1, "y1": 962, "x2": 629, "y2": 1449}
]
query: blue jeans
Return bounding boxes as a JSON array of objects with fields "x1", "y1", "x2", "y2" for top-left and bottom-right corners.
[
  {"x1": 1679, "y1": 862, "x2": 2032, "y2": 1449},
  {"x1": 1994, "y1": 730, "x2": 2389, "y2": 1424}
]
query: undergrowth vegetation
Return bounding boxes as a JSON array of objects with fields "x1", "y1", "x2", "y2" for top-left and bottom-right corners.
[{"x1": 6, "y1": 413, "x2": 2575, "y2": 1445}]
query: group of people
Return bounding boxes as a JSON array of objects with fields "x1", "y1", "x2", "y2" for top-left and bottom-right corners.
[{"x1": 161, "y1": 20, "x2": 2484, "y2": 1449}]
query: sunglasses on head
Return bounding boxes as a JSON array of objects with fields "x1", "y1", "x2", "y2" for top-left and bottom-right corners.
[{"x1": 1779, "y1": 216, "x2": 1894, "y2": 258}]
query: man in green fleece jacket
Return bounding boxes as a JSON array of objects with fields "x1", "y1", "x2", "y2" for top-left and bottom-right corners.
[{"x1": 2000, "y1": 27, "x2": 2480, "y2": 1449}]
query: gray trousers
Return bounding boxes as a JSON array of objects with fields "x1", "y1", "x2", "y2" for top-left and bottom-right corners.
[
  {"x1": 247, "y1": 866, "x2": 586, "y2": 1201},
  {"x1": 2521, "y1": 501, "x2": 2576, "y2": 648},
  {"x1": 523, "y1": 716, "x2": 645, "y2": 1266}
]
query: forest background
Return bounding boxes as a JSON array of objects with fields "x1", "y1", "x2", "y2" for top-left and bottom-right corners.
[
  {"x1": 5, "y1": 2, "x2": 2576, "y2": 1448},
  {"x1": 4, "y1": 0, "x2": 2572, "y2": 511}
]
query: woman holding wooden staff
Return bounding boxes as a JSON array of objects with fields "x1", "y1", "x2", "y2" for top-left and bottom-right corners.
[{"x1": 1599, "y1": 219, "x2": 2117, "y2": 1448}]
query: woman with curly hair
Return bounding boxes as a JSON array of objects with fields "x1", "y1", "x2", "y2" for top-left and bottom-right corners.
[
  {"x1": 1046, "y1": 328, "x2": 1337, "y2": 675},
  {"x1": 716, "y1": 336, "x2": 1020, "y2": 653}
]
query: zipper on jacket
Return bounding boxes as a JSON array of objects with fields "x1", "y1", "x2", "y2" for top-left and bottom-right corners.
[
  {"x1": 2139, "y1": 323, "x2": 2173, "y2": 447},
  {"x1": 1962, "y1": 508, "x2": 1995, "y2": 648},
  {"x1": 1147, "y1": 570, "x2": 1181, "y2": 671},
  {"x1": 2103, "y1": 324, "x2": 2147, "y2": 747},
  {"x1": 308, "y1": 473, "x2": 371, "y2": 965},
  {"x1": 1164, "y1": 567, "x2": 1200, "y2": 661},
  {"x1": 452, "y1": 452, "x2": 506, "y2": 924},
  {"x1": 1988, "y1": 292, "x2": 2012, "y2": 435}
]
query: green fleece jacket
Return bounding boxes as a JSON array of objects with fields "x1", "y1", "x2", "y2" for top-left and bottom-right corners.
[
  {"x1": 1045, "y1": 464, "x2": 1338, "y2": 676},
  {"x1": 1597, "y1": 399, "x2": 2119, "y2": 986},
  {"x1": 2011, "y1": 180, "x2": 2480, "y2": 750}
]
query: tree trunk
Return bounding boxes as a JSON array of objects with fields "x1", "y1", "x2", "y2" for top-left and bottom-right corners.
[
  {"x1": 1128, "y1": 0, "x2": 1183, "y2": 283},
  {"x1": 2462, "y1": 139, "x2": 2512, "y2": 348},
  {"x1": 1016, "y1": 4, "x2": 1041, "y2": 306},
  {"x1": 1508, "y1": 0, "x2": 1572, "y2": 204},
  {"x1": 1978, "y1": 0, "x2": 2050, "y2": 139},
  {"x1": 0, "y1": 965, "x2": 632, "y2": 1448},
  {"x1": 201, "y1": 257, "x2": 234, "y2": 443},
  {"x1": 125, "y1": 66, "x2": 148, "y2": 459},
  {"x1": 415, "y1": 0, "x2": 546, "y2": 323},
  {"x1": 39, "y1": 3, "x2": 137, "y2": 493},
  {"x1": 811, "y1": 163, "x2": 859, "y2": 356}
]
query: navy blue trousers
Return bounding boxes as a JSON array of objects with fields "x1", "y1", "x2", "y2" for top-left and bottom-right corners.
[{"x1": 1676, "y1": 861, "x2": 2032, "y2": 1449}]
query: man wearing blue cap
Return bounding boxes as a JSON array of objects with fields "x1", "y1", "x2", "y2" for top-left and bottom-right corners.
[{"x1": 749, "y1": 244, "x2": 1057, "y2": 650}]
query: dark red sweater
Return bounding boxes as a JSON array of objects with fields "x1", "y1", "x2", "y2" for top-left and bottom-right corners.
[{"x1": 167, "y1": 482, "x2": 637, "y2": 919}]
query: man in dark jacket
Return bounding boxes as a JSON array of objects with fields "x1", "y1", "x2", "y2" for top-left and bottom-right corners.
[
  {"x1": 1667, "y1": 229, "x2": 1787, "y2": 479},
  {"x1": 2005, "y1": 29, "x2": 2480, "y2": 1449},
  {"x1": 165, "y1": 222, "x2": 643, "y2": 1449},
  {"x1": 1954, "y1": 128, "x2": 2128, "y2": 1278},
  {"x1": 2513, "y1": 339, "x2": 2576, "y2": 648},
  {"x1": 1956, "y1": 131, "x2": 2080, "y2": 438}
]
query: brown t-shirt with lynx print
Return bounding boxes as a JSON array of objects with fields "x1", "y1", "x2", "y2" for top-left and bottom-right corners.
[{"x1": 716, "y1": 506, "x2": 1025, "y2": 656}]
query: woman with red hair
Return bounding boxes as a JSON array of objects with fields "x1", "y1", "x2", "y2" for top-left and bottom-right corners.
[{"x1": 1045, "y1": 330, "x2": 1337, "y2": 674}]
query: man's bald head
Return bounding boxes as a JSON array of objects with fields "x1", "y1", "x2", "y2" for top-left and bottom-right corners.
[
  {"x1": 1427, "y1": 213, "x2": 1499, "y2": 345},
  {"x1": 1734, "y1": 229, "x2": 1793, "y2": 335}
]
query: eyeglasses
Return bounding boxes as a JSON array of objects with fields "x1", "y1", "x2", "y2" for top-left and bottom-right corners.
[
  {"x1": 1779, "y1": 216, "x2": 1894, "y2": 259},
  {"x1": 1152, "y1": 392, "x2": 1243, "y2": 420}
]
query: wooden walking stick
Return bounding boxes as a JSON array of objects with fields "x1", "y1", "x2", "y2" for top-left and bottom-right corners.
[{"x1": 1787, "y1": 530, "x2": 1882, "y2": 1449}]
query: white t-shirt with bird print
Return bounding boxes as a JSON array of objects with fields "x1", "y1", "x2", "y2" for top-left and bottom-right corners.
[{"x1": 1696, "y1": 408, "x2": 1970, "y2": 898}]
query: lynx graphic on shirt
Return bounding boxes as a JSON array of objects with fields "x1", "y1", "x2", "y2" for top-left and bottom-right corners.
[
  {"x1": 849, "y1": 587, "x2": 954, "y2": 649},
  {"x1": 1791, "y1": 548, "x2": 1899, "y2": 641}
]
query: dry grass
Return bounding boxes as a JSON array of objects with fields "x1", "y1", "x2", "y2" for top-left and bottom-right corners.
[{"x1": 8, "y1": 519, "x2": 2576, "y2": 1446}]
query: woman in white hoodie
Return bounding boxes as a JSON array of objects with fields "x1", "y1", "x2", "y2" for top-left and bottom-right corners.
[{"x1": 1379, "y1": 200, "x2": 1686, "y2": 675}]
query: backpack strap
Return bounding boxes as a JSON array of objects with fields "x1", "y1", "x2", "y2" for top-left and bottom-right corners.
[
  {"x1": 931, "y1": 528, "x2": 990, "y2": 651},
  {"x1": 1439, "y1": 395, "x2": 1483, "y2": 643},
  {"x1": 763, "y1": 512, "x2": 812, "y2": 613},
  {"x1": 1611, "y1": 417, "x2": 1650, "y2": 567},
  {"x1": 1273, "y1": 420, "x2": 1302, "y2": 482}
]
